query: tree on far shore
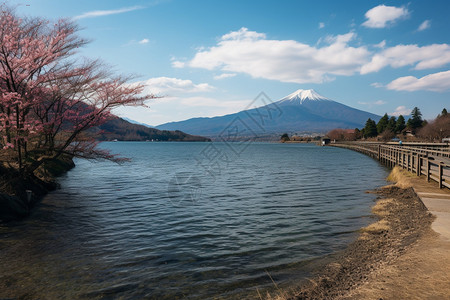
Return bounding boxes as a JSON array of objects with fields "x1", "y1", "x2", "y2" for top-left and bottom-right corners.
[
  {"x1": 363, "y1": 118, "x2": 377, "y2": 138},
  {"x1": 407, "y1": 107, "x2": 423, "y2": 131},
  {"x1": 280, "y1": 133, "x2": 290, "y2": 142},
  {"x1": 395, "y1": 115, "x2": 406, "y2": 133},
  {"x1": 376, "y1": 113, "x2": 389, "y2": 134},
  {"x1": 418, "y1": 109, "x2": 450, "y2": 141},
  {"x1": 326, "y1": 129, "x2": 356, "y2": 141},
  {"x1": 386, "y1": 116, "x2": 397, "y2": 132}
]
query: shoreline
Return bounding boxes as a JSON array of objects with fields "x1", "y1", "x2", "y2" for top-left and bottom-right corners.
[
  {"x1": 267, "y1": 167, "x2": 439, "y2": 299},
  {"x1": 0, "y1": 156, "x2": 75, "y2": 222}
]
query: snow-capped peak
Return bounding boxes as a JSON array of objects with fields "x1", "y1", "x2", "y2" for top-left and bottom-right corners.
[{"x1": 278, "y1": 89, "x2": 330, "y2": 104}]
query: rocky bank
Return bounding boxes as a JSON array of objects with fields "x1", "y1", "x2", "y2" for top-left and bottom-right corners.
[{"x1": 0, "y1": 156, "x2": 75, "y2": 222}]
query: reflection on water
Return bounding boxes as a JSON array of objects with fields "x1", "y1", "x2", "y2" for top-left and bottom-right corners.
[{"x1": 0, "y1": 142, "x2": 388, "y2": 299}]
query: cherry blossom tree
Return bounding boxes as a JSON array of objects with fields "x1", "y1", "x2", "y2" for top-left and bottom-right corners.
[{"x1": 0, "y1": 5, "x2": 153, "y2": 176}]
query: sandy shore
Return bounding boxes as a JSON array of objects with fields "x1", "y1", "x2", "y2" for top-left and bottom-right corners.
[{"x1": 268, "y1": 167, "x2": 450, "y2": 300}]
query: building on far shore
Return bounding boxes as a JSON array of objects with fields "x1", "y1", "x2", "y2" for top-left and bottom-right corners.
[{"x1": 321, "y1": 137, "x2": 331, "y2": 146}]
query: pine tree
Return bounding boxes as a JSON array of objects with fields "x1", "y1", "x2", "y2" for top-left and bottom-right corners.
[
  {"x1": 280, "y1": 133, "x2": 290, "y2": 142},
  {"x1": 387, "y1": 116, "x2": 397, "y2": 132},
  {"x1": 364, "y1": 118, "x2": 378, "y2": 138},
  {"x1": 376, "y1": 113, "x2": 389, "y2": 134},
  {"x1": 407, "y1": 107, "x2": 423, "y2": 130},
  {"x1": 396, "y1": 115, "x2": 406, "y2": 133}
]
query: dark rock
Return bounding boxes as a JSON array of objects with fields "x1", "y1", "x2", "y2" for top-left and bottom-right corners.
[
  {"x1": 0, "y1": 193, "x2": 28, "y2": 221},
  {"x1": 0, "y1": 156, "x2": 75, "y2": 222}
]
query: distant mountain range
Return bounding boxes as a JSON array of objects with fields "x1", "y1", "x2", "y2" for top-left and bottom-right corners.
[
  {"x1": 92, "y1": 117, "x2": 210, "y2": 142},
  {"x1": 121, "y1": 117, "x2": 154, "y2": 128},
  {"x1": 156, "y1": 89, "x2": 381, "y2": 137}
]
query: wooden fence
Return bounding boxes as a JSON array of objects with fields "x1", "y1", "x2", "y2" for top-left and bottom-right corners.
[{"x1": 330, "y1": 142, "x2": 450, "y2": 189}]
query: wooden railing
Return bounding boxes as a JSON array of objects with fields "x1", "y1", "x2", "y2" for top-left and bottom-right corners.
[{"x1": 330, "y1": 142, "x2": 450, "y2": 189}]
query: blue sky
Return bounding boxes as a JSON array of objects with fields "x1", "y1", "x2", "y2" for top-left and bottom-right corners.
[{"x1": 16, "y1": 0, "x2": 450, "y2": 125}]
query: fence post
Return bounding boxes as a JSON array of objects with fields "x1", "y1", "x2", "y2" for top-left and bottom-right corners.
[
  {"x1": 427, "y1": 159, "x2": 430, "y2": 182},
  {"x1": 389, "y1": 150, "x2": 393, "y2": 168},
  {"x1": 388, "y1": 148, "x2": 391, "y2": 167},
  {"x1": 439, "y1": 163, "x2": 443, "y2": 189},
  {"x1": 405, "y1": 152, "x2": 407, "y2": 169},
  {"x1": 401, "y1": 152, "x2": 404, "y2": 168},
  {"x1": 417, "y1": 154, "x2": 421, "y2": 176},
  {"x1": 407, "y1": 153, "x2": 410, "y2": 172},
  {"x1": 378, "y1": 145, "x2": 381, "y2": 161}
]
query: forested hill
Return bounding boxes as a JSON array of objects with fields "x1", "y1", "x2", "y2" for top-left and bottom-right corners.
[{"x1": 93, "y1": 117, "x2": 211, "y2": 142}]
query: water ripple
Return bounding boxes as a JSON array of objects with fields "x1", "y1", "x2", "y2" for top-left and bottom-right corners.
[{"x1": 0, "y1": 142, "x2": 388, "y2": 299}]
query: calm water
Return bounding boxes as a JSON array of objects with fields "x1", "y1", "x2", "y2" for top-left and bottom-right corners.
[{"x1": 0, "y1": 142, "x2": 388, "y2": 299}]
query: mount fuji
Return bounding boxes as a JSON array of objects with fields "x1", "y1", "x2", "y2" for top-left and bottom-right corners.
[
  {"x1": 278, "y1": 89, "x2": 331, "y2": 103},
  {"x1": 156, "y1": 89, "x2": 381, "y2": 137}
]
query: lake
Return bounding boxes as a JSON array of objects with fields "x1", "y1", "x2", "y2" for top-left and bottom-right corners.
[{"x1": 0, "y1": 142, "x2": 389, "y2": 299}]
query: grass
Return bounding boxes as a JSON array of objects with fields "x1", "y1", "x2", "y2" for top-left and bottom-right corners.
[
  {"x1": 371, "y1": 198, "x2": 395, "y2": 217},
  {"x1": 263, "y1": 270, "x2": 291, "y2": 300},
  {"x1": 361, "y1": 220, "x2": 390, "y2": 234},
  {"x1": 386, "y1": 166, "x2": 416, "y2": 188}
]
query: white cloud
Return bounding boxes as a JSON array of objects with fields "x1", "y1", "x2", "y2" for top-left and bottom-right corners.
[
  {"x1": 73, "y1": 6, "x2": 143, "y2": 20},
  {"x1": 182, "y1": 27, "x2": 371, "y2": 84},
  {"x1": 358, "y1": 99, "x2": 386, "y2": 107},
  {"x1": 213, "y1": 73, "x2": 236, "y2": 80},
  {"x1": 113, "y1": 95, "x2": 250, "y2": 126},
  {"x1": 391, "y1": 106, "x2": 411, "y2": 116},
  {"x1": 374, "y1": 40, "x2": 386, "y2": 49},
  {"x1": 370, "y1": 82, "x2": 384, "y2": 88},
  {"x1": 319, "y1": 22, "x2": 325, "y2": 29},
  {"x1": 221, "y1": 27, "x2": 266, "y2": 40},
  {"x1": 362, "y1": 5, "x2": 409, "y2": 28},
  {"x1": 118, "y1": 77, "x2": 220, "y2": 125},
  {"x1": 178, "y1": 96, "x2": 247, "y2": 109},
  {"x1": 361, "y1": 44, "x2": 450, "y2": 74},
  {"x1": 136, "y1": 77, "x2": 214, "y2": 96},
  {"x1": 418, "y1": 20, "x2": 431, "y2": 31},
  {"x1": 387, "y1": 70, "x2": 450, "y2": 92},
  {"x1": 139, "y1": 38, "x2": 150, "y2": 44},
  {"x1": 171, "y1": 61, "x2": 185, "y2": 68}
]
